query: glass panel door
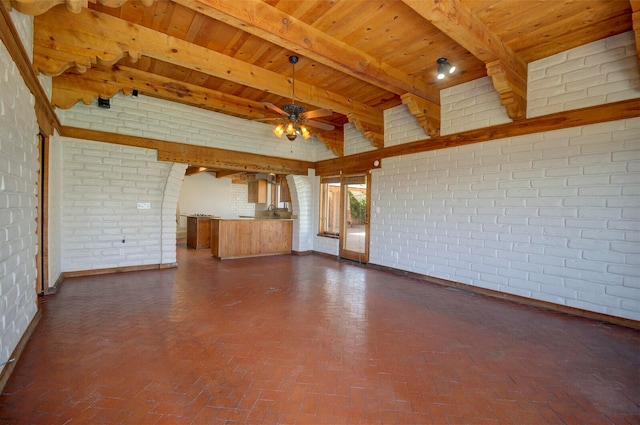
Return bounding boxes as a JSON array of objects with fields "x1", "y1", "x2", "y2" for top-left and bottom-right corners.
[{"x1": 339, "y1": 173, "x2": 370, "y2": 263}]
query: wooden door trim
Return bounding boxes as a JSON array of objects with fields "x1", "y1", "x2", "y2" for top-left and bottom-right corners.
[{"x1": 339, "y1": 172, "x2": 370, "y2": 264}]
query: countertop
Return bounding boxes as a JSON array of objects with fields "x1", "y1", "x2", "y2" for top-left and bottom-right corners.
[{"x1": 221, "y1": 216, "x2": 294, "y2": 221}]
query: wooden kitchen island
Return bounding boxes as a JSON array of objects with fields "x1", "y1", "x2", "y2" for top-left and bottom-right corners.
[
  {"x1": 187, "y1": 215, "x2": 215, "y2": 249},
  {"x1": 210, "y1": 218, "x2": 293, "y2": 260}
]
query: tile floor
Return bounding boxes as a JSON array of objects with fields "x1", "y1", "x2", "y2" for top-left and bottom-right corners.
[{"x1": 1, "y1": 243, "x2": 639, "y2": 424}]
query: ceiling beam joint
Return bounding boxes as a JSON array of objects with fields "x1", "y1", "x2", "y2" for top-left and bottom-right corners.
[
  {"x1": 401, "y1": 93, "x2": 440, "y2": 137},
  {"x1": 402, "y1": 0, "x2": 527, "y2": 120}
]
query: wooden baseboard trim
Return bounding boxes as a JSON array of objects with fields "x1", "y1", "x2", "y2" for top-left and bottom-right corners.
[
  {"x1": 311, "y1": 250, "x2": 340, "y2": 260},
  {"x1": 46, "y1": 272, "x2": 65, "y2": 294},
  {"x1": 63, "y1": 263, "x2": 178, "y2": 279},
  {"x1": 365, "y1": 262, "x2": 640, "y2": 330},
  {"x1": 292, "y1": 250, "x2": 313, "y2": 256},
  {"x1": 0, "y1": 309, "x2": 42, "y2": 394}
]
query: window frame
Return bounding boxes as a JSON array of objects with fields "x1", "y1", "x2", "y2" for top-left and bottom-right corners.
[{"x1": 318, "y1": 176, "x2": 341, "y2": 238}]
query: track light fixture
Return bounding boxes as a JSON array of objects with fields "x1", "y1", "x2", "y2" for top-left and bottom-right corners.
[{"x1": 437, "y1": 58, "x2": 456, "y2": 80}]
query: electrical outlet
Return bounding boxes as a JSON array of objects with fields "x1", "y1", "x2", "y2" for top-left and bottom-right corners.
[{"x1": 137, "y1": 202, "x2": 151, "y2": 209}]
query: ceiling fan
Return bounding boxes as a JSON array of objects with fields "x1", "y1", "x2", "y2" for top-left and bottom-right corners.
[{"x1": 260, "y1": 55, "x2": 335, "y2": 141}]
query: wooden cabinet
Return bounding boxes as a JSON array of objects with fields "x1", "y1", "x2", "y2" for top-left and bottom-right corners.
[
  {"x1": 279, "y1": 176, "x2": 291, "y2": 203},
  {"x1": 248, "y1": 180, "x2": 267, "y2": 203},
  {"x1": 187, "y1": 216, "x2": 212, "y2": 249},
  {"x1": 211, "y1": 218, "x2": 293, "y2": 260}
]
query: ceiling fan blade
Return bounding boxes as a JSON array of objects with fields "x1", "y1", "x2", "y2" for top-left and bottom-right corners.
[
  {"x1": 305, "y1": 120, "x2": 335, "y2": 131},
  {"x1": 263, "y1": 102, "x2": 289, "y2": 117},
  {"x1": 301, "y1": 108, "x2": 332, "y2": 120},
  {"x1": 253, "y1": 118, "x2": 282, "y2": 122}
]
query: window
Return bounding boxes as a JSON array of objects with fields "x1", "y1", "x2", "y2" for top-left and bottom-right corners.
[{"x1": 319, "y1": 176, "x2": 341, "y2": 236}]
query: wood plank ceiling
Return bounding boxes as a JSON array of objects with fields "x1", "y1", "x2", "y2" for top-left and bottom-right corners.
[{"x1": 10, "y1": 0, "x2": 636, "y2": 176}]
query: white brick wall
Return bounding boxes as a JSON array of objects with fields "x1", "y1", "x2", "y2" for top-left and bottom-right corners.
[
  {"x1": 56, "y1": 92, "x2": 340, "y2": 271},
  {"x1": 230, "y1": 183, "x2": 255, "y2": 217},
  {"x1": 370, "y1": 117, "x2": 640, "y2": 320},
  {"x1": 344, "y1": 122, "x2": 377, "y2": 155},
  {"x1": 0, "y1": 12, "x2": 39, "y2": 367},
  {"x1": 369, "y1": 32, "x2": 640, "y2": 320},
  {"x1": 48, "y1": 131, "x2": 63, "y2": 287},
  {"x1": 60, "y1": 138, "x2": 176, "y2": 271},
  {"x1": 440, "y1": 77, "x2": 512, "y2": 135},
  {"x1": 59, "y1": 93, "x2": 330, "y2": 162},
  {"x1": 384, "y1": 104, "x2": 431, "y2": 147},
  {"x1": 10, "y1": 10, "x2": 33, "y2": 62},
  {"x1": 289, "y1": 174, "x2": 315, "y2": 253},
  {"x1": 161, "y1": 163, "x2": 187, "y2": 265},
  {"x1": 528, "y1": 32, "x2": 640, "y2": 117}
]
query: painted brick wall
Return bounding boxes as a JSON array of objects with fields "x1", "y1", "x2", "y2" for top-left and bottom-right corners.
[
  {"x1": 371, "y1": 117, "x2": 640, "y2": 320},
  {"x1": 230, "y1": 183, "x2": 255, "y2": 218},
  {"x1": 440, "y1": 76, "x2": 512, "y2": 136},
  {"x1": 0, "y1": 11, "x2": 39, "y2": 366},
  {"x1": 161, "y1": 163, "x2": 188, "y2": 265},
  {"x1": 56, "y1": 91, "x2": 338, "y2": 270},
  {"x1": 528, "y1": 32, "x2": 639, "y2": 117},
  {"x1": 385, "y1": 105, "x2": 430, "y2": 147},
  {"x1": 344, "y1": 122, "x2": 377, "y2": 155},
  {"x1": 59, "y1": 93, "x2": 330, "y2": 162},
  {"x1": 289, "y1": 174, "x2": 315, "y2": 253},
  {"x1": 60, "y1": 138, "x2": 176, "y2": 271},
  {"x1": 369, "y1": 32, "x2": 640, "y2": 320},
  {"x1": 10, "y1": 8, "x2": 60, "y2": 290},
  {"x1": 48, "y1": 131, "x2": 63, "y2": 287}
]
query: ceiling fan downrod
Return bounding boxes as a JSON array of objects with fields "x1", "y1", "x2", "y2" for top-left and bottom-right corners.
[{"x1": 289, "y1": 55, "x2": 298, "y2": 105}]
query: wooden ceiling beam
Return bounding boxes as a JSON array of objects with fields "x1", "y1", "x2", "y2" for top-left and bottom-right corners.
[
  {"x1": 347, "y1": 113, "x2": 384, "y2": 149},
  {"x1": 52, "y1": 65, "x2": 271, "y2": 119},
  {"x1": 401, "y1": 93, "x2": 440, "y2": 137},
  {"x1": 214, "y1": 170, "x2": 245, "y2": 179},
  {"x1": 33, "y1": 6, "x2": 383, "y2": 125},
  {"x1": 53, "y1": 66, "x2": 345, "y2": 153},
  {"x1": 402, "y1": 0, "x2": 527, "y2": 120},
  {"x1": 486, "y1": 60, "x2": 526, "y2": 120},
  {"x1": 9, "y1": 0, "x2": 155, "y2": 15},
  {"x1": 60, "y1": 126, "x2": 315, "y2": 175},
  {"x1": 185, "y1": 166, "x2": 207, "y2": 176},
  {"x1": 312, "y1": 131, "x2": 344, "y2": 157},
  {"x1": 172, "y1": 0, "x2": 441, "y2": 105},
  {"x1": 631, "y1": 1, "x2": 640, "y2": 64}
]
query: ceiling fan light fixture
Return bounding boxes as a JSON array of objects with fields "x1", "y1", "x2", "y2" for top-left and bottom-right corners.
[
  {"x1": 264, "y1": 55, "x2": 335, "y2": 141},
  {"x1": 300, "y1": 125, "x2": 311, "y2": 140},
  {"x1": 285, "y1": 122, "x2": 297, "y2": 141},
  {"x1": 273, "y1": 124, "x2": 285, "y2": 137},
  {"x1": 437, "y1": 57, "x2": 455, "y2": 80}
]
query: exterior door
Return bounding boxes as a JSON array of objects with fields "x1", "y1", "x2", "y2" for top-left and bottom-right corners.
[{"x1": 339, "y1": 173, "x2": 370, "y2": 263}]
